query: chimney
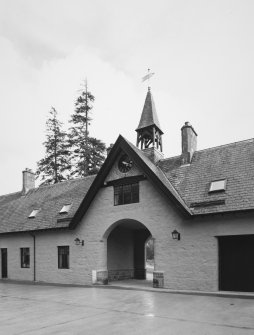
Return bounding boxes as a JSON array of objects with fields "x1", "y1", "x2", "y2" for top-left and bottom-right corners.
[
  {"x1": 181, "y1": 122, "x2": 197, "y2": 164},
  {"x1": 22, "y1": 168, "x2": 35, "y2": 195}
]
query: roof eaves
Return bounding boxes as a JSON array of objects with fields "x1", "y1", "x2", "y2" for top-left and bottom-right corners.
[
  {"x1": 0, "y1": 226, "x2": 70, "y2": 236},
  {"x1": 69, "y1": 136, "x2": 191, "y2": 230}
]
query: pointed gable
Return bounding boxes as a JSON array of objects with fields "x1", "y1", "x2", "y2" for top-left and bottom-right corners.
[
  {"x1": 136, "y1": 88, "x2": 163, "y2": 133},
  {"x1": 69, "y1": 135, "x2": 191, "y2": 229}
]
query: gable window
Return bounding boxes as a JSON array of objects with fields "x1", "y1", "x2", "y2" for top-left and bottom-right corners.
[
  {"x1": 28, "y1": 209, "x2": 40, "y2": 218},
  {"x1": 20, "y1": 248, "x2": 30, "y2": 268},
  {"x1": 59, "y1": 204, "x2": 72, "y2": 214},
  {"x1": 209, "y1": 179, "x2": 227, "y2": 193},
  {"x1": 58, "y1": 246, "x2": 69, "y2": 269},
  {"x1": 114, "y1": 183, "x2": 139, "y2": 206}
]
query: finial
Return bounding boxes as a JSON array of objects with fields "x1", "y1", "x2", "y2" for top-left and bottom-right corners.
[
  {"x1": 142, "y1": 69, "x2": 155, "y2": 87},
  {"x1": 148, "y1": 86, "x2": 151, "y2": 91}
]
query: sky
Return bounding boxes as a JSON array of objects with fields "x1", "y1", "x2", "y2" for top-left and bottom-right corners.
[{"x1": 1, "y1": 0, "x2": 254, "y2": 194}]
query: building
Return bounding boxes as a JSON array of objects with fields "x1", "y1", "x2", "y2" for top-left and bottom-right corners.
[{"x1": 1, "y1": 88, "x2": 254, "y2": 292}]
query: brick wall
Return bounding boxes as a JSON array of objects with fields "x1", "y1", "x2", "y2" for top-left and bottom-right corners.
[{"x1": 1, "y1": 169, "x2": 254, "y2": 291}]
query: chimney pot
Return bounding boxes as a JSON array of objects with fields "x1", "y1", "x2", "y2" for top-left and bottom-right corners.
[
  {"x1": 181, "y1": 121, "x2": 197, "y2": 164},
  {"x1": 22, "y1": 168, "x2": 35, "y2": 195}
]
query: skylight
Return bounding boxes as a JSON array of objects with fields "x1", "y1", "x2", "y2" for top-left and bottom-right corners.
[
  {"x1": 209, "y1": 179, "x2": 227, "y2": 193},
  {"x1": 28, "y1": 209, "x2": 40, "y2": 218},
  {"x1": 59, "y1": 204, "x2": 72, "y2": 214}
]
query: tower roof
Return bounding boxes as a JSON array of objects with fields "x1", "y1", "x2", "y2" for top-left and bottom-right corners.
[{"x1": 136, "y1": 87, "x2": 163, "y2": 133}]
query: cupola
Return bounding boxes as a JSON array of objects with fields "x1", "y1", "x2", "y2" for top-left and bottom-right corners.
[{"x1": 136, "y1": 87, "x2": 164, "y2": 163}]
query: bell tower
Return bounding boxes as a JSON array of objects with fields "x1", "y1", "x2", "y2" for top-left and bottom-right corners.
[{"x1": 136, "y1": 87, "x2": 164, "y2": 162}]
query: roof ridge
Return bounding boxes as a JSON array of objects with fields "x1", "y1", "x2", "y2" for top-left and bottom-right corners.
[
  {"x1": 196, "y1": 137, "x2": 254, "y2": 153},
  {"x1": 160, "y1": 137, "x2": 254, "y2": 163},
  {"x1": 192, "y1": 137, "x2": 254, "y2": 152},
  {"x1": 0, "y1": 191, "x2": 21, "y2": 199},
  {"x1": 38, "y1": 175, "x2": 96, "y2": 189},
  {"x1": 0, "y1": 175, "x2": 97, "y2": 199}
]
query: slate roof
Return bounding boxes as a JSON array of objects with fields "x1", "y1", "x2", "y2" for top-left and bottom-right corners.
[
  {"x1": 1, "y1": 136, "x2": 254, "y2": 234},
  {"x1": 158, "y1": 138, "x2": 254, "y2": 215},
  {"x1": 0, "y1": 176, "x2": 95, "y2": 234},
  {"x1": 136, "y1": 88, "x2": 162, "y2": 132}
]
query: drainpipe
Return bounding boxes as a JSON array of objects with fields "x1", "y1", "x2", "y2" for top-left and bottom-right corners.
[{"x1": 30, "y1": 233, "x2": 36, "y2": 282}]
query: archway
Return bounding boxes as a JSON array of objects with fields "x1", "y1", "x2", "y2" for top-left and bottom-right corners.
[{"x1": 104, "y1": 219, "x2": 152, "y2": 282}]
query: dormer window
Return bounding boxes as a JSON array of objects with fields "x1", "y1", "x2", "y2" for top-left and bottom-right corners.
[
  {"x1": 209, "y1": 179, "x2": 227, "y2": 193},
  {"x1": 28, "y1": 209, "x2": 40, "y2": 218},
  {"x1": 59, "y1": 204, "x2": 72, "y2": 214}
]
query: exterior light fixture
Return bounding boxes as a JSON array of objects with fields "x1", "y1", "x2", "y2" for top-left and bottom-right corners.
[
  {"x1": 74, "y1": 238, "x2": 84, "y2": 246},
  {"x1": 171, "y1": 230, "x2": 180, "y2": 241}
]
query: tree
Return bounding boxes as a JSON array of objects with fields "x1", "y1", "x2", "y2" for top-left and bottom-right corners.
[
  {"x1": 36, "y1": 107, "x2": 70, "y2": 184},
  {"x1": 146, "y1": 238, "x2": 154, "y2": 260},
  {"x1": 68, "y1": 83, "x2": 106, "y2": 177}
]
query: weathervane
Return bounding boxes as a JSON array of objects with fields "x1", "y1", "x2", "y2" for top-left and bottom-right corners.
[{"x1": 142, "y1": 68, "x2": 155, "y2": 89}]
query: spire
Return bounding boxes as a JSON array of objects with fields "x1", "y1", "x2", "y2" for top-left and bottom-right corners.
[
  {"x1": 136, "y1": 87, "x2": 162, "y2": 133},
  {"x1": 136, "y1": 88, "x2": 163, "y2": 159}
]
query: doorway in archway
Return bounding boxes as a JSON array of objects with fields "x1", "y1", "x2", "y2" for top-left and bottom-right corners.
[
  {"x1": 106, "y1": 219, "x2": 152, "y2": 283},
  {"x1": 145, "y1": 237, "x2": 154, "y2": 281}
]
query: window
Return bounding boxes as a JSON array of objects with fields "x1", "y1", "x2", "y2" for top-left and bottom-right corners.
[
  {"x1": 209, "y1": 179, "x2": 227, "y2": 193},
  {"x1": 28, "y1": 209, "x2": 40, "y2": 218},
  {"x1": 59, "y1": 204, "x2": 72, "y2": 214},
  {"x1": 114, "y1": 183, "x2": 139, "y2": 206},
  {"x1": 20, "y1": 248, "x2": 30, "y2": 268},
  {"x1": 58, "y1": 246, "x2": 69, "y2": 269}
]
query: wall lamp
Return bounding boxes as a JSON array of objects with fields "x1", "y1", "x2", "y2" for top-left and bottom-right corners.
[
  {"x1": 171, "y1": 230, "x2": 180, "y2": 241},
  {"x1": 74, "y1": 238, "x2": 84, "y2": 246}
]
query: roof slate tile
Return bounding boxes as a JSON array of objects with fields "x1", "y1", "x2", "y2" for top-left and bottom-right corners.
[
  {"x1": 158, "y1": 138, "x2": 254, "y2": 214},
  {"x1": 0, "y1": 176, "x2": 95, "y2": 233},
  {"x1": 1, "y1": 136, "x2": 254, "y2": 234}
]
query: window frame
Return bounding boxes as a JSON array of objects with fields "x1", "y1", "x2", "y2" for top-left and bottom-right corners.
[
  {"x1": 59, "y1": 204, "x2": 72, "y2": 214},
  {"x1": 114, "y1": 182, "x2": 139, "y2": 206},
  {"x1": 58, "y1": 246, "x2": 69, "y2": 269},
  {"x1": 20, "y1": 247, "x2": 30, "y2": 268},
  {"x1": 28, "y1": 209, "x2": 40, "y2": 218},
  {"x1": 209, "y1": 179, "x2": 227, "y2": 193}
]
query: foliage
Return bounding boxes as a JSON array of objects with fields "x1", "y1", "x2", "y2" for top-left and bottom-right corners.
[
  {"x1": 36, "y1": 107, "x2": 70, "y2": 184},
  {"x1": 146, "y1": 238, "x2": 154, "y2": 260},
  {"x1": 68, "y1": 85, "x2": 106, "y2": 177}
]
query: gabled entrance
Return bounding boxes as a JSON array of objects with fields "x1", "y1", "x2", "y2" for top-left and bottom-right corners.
[{"x1": 105, "y1": 219, "x2": 152, "y2": 283}]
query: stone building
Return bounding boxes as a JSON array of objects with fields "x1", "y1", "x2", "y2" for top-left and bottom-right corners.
[{"x1": 1, "y1": 88, "x2": 254, "y2": 292}]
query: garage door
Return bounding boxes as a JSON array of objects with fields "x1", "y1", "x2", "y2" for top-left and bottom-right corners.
[{"x1": 219, "y1": 235, "x2": 254, "y2": 292}]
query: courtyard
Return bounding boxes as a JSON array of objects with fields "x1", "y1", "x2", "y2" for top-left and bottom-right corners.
[{"x1": 0, "y1": 282, "x2": 254, "y2": 334}]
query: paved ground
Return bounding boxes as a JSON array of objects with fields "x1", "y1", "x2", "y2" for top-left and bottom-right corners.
[{"x1": 1, "y1": 282, "x2": 254, "y2": 334}]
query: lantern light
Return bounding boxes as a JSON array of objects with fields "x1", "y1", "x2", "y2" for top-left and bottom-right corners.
[{"x1": 171, "y1": 230, "x2": 180, "y2": 241}]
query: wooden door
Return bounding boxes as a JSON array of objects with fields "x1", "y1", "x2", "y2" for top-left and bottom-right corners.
[
  {"x1": 219, "y1": 235, "x2": 254, "y2": 292},
  {"x1": 1, "y1": 248, "x2": 7, "y2": 278}
]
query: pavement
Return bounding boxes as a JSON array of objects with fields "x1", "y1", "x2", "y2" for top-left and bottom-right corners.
[{"x1": 1, "y1": 281, "x2": 254, "y2": 334}]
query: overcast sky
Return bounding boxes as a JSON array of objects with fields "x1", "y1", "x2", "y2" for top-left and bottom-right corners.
[{"x1": 1, "y1": 0, "x2": 254, "y2": 194}]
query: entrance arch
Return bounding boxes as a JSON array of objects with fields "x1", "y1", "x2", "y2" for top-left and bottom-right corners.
[{"x1": 103, "y1": 219, "x2": 152, "y2": 282}]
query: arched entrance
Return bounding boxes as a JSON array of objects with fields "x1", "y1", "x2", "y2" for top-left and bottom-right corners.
[{"x1": 104, "y1": 219, "x2": 152, "y2": 282}]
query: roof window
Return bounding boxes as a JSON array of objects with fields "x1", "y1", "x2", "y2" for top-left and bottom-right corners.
[
  {"x1": 59, "y1": 204, "x2": 72, "y2": 214},
  {"x1": 209, "y1": 179, "x2": 227, "y2": 193},
  {"x1": 28, "y1": 209, "x2": 40, "y2": 218}
]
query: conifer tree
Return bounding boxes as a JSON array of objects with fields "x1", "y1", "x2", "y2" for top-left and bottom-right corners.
[
  {"x1": 68, "y1": 83, "x2": 106, "y2": 177},
  {"x1": 37, "y1": 107, "x2": 70, "y2": 184}
]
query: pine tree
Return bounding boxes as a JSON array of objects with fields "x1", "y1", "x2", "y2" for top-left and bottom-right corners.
[
  {"x1": 68, "y1": 83, "x2": 106, "y2": 177},
  {"x1": 37, "y1": 107, "x2": 70, "y2": 184}
]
